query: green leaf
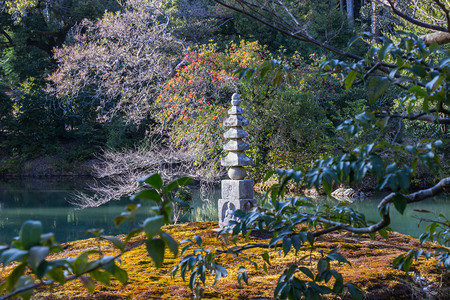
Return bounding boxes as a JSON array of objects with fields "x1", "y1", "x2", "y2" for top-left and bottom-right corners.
[
  {"x1": 188, "y1": 271, "x2": 197, "y2": 291},
  {"x1": 102, "y1": 236, "x2": 125, "y2": 252},
  {"x1": 27, "y1": 246, "x2": 49, "y2": 271},
  {"x1": 409, "y1": 65, "x2": 426, "y2": 77},
  {"x1": 307, "y1": 232, "x2": 315, "y2": 246},
  {"x1": 1, "y1": 248, "x2": 28, "y2": 265},
  {"x1": 434, "y1": 247, "x2": 449, "y2": 253},
  {"x1": 393, "y1": 194, "x2": 407, "y2": 215},
  {"x1": 131, "y1": 189, "x2": 161, "y2": 202},
  {"x1": 403, "y1": 256, "x2": 414, "y2": 272},
  {"x1": 408, "y1": 85, "x2": 427, "y2": 97},
  {"x1": 72, "y1": 252, "x2": 90, "y2": 275},
  {"x1": 214, "y1": 265, "x2": 228, "y2": 285},
  {"x1": 378, "y1": 43, "x2": 394, "y2": 60},
  {"x1": 13, "y1": 275, "x2": 34, "y2": 300},
  {"x1": 80, "y1": 275, "x2": 96, "y2": 293},
  {"x1": 317, "y1": 259, "x2": 329, "y2": 274},
  {"x1": 378, "y1": 228, "x2": 389, "y2": 240},
  {"x1": 263, "y1": 170, "x2": 275, "y2": 182},
  {"x1": 125, "y1": 228, "x2": 143, "y2": 243},
  {"x1": 7, "y1": 263, "x2": 27, "y2": 290},
  {"x1": 347, "y1": 283, "x2": 363, "y2": 300},
  {"x1": 440, "y1": 57, "x2": 450, "y2": 68},
  {"x1": 46, "y1": 267, "x2": 66, "y2": 284},
  {"x1": 426, "y1": 75, "x2": 443, "y2": 92},
  {"x1": 345, "y1": 70, "x2": 357, "y2": 91},
  {"x1": 273, "y1": 70, "x2": 283, "y2": 87},
  {"x1": 20, "y1": 220, "x2": 42, "y2": 250},
  {"x1": 299, "y1": 266, "x2": 314, "y2": 280},
  {"x1": 112, "y1": 265, "x2": 128, "y2": 284},
  {"x1": 261, "y1": 252, "x2": 270, "y2": 265},
  {"x1": 114, "y1": 215, "x2": 128, "y2": 227},
  {"x1": 327, "y1": 250, "x2": 350, "y2": 265},
  {"x1": 260, "y1": 63, "x2": 271, "y2": 79},
  {"x1": 160, "y1": 232, "x2": 178, "y2": 257},
  {"x1": 143, "y1": 216, "x2": 164, "y2": 239},
  {"x1": 90, "y1": 269, "x2": 111, "y2": 286},
  {"x1": 139, "y1": 173, "x2": 163, "y2": 189},
  {"x1": 282, "y1": 238, "x2": 292, "y2": 256},
  {"x1": 164, "y1": 177, "x2": 192, "y2": 194},
  {"x1": 146, "y1": 238, "x2": 165, "y2": 268},
  {"x1": 193, "y1": 235, "x2": 202, "y2": 247},
  {"x1": 237, "y1": 267, "x2": 248, "y2": 285},
  {"x1": 291, "y1": 235, "x2": 302, "y2": 253},
  {"x1": 347, "y1": 35, "x2": 362, "y2": 47},
  {"x1": 368, "y1": 77, "x2": 389, "y2": 103}
]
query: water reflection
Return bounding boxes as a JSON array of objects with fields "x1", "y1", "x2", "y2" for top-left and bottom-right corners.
[{"x1": 0, "y1": 178, "x2": 448, "y2": 244}]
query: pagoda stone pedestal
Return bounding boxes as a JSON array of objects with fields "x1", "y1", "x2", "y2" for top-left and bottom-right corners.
[{"x1": 218, "y1": 94, "x2": 256, "y2": 228}]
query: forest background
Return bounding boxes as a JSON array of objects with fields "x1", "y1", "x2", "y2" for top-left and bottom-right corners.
[{"x1": 0, "y1": 0, "x2": 448, "y2": 197}]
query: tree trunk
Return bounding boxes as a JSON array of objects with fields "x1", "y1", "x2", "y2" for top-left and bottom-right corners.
[
  {"x1": 340, "y1": 0, "x2": 344, "y2": 12},
  {"x1": 420, "y1": 31, "x2": 450, "y2": 45},
  {"x1": 371, "y1": 1, "x2": 377, "y2": 40},
  {"x1": 346, "y1": 0, "x2": 354, "y2": 24}
]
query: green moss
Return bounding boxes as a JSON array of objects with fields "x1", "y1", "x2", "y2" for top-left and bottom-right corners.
[{"x1": 1, "y1": 222, "x2": 448, "y2": 299}]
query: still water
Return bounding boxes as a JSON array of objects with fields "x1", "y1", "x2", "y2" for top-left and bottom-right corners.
[{"x1": 0, "y1": 178, "x2": 448, "y2": 243}]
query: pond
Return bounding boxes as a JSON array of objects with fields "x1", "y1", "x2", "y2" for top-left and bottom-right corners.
[{"x1": 0, "y1": 178, "x2": 448, "y2": 244}]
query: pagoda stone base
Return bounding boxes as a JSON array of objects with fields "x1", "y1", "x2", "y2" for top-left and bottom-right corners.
[{"x1": 218, "y1": 179, "x2": 256, "y2": 228}]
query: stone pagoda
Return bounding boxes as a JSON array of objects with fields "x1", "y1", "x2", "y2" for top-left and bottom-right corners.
[{"x1": 218, "y1": 93, "x2": 256, "y2": 228}]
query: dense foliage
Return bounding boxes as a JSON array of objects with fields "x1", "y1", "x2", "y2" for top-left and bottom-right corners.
[{"x1": 0, "y1": 0, "x2": 449, "y2": 299}]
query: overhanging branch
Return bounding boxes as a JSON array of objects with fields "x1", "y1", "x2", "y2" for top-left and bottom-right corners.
[
  {"x1": 213, "y1": 0, "x2": 363, "y2": 61},
  {"x1": 375, "y1": 112, "x2": 450, "y2": 125},
  {"x1": 378, "y1": 177, "x2": 450, "y2": 209},
  {"x1": 382, "y1": 0, "x2": 448, "y2": 32}
]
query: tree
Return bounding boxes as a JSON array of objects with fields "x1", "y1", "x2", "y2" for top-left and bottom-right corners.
[
  {"x1": 47, "y1": 0, "x2": 184, "y2": 124},
  {"x1": 1, "y1": 0, "x2": 121, "y2": 56}
]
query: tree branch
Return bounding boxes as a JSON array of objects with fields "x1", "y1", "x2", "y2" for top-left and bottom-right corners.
[
  {"x1": 433, "y1": 0, "x2": 450, "y2": 30},
  {"x1": 378, "y1": 177, "x2": 450, "y2": 209},
  {"x1": 0, "y1": 254, "x2": 120, "y2": 300},
  {"x1": 316, "y1": 213, "x2": 391, "y2": 234},
  {"x1": 375, "y1": 112, "x2": 450, "y2": 124},
  {"x1": 381, "y1": 0, "x2": 448, "y2": 32},
  {"x1": 213, "y1": 0, "x2": 364, "y2": 61},
  {"x1": 420, "y1": 31, "x2": 450, "y2": 45},
  {"x1": 0, "y1": 28, "x2": 13, "y2": 47}
]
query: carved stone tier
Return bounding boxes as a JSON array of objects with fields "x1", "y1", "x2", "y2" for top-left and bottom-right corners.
[
  {"x1": 228, "y1": 106, "x2": 243, "y2": 115},
  {"x1": 221, "y1": 152, "x2": 253, "y2": 167},
  {"x1": 224, "y1": 128, "x2": 248, "y2": 139},
  {"x1": 223, "y1": 140, "x2": 250, "y2": 151},
  {"x1": 224, "y1": 115, "x2": 249, "y2": 127}
]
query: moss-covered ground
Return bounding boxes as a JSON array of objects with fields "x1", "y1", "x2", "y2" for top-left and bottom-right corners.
[{"x1": 2, "y1": 222, "x2": 449, "y2": 299}]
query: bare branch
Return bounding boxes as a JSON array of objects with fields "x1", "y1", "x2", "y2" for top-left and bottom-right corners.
[{"x1": 71, "y1": 142, "x2": 223, "y2": 208}]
